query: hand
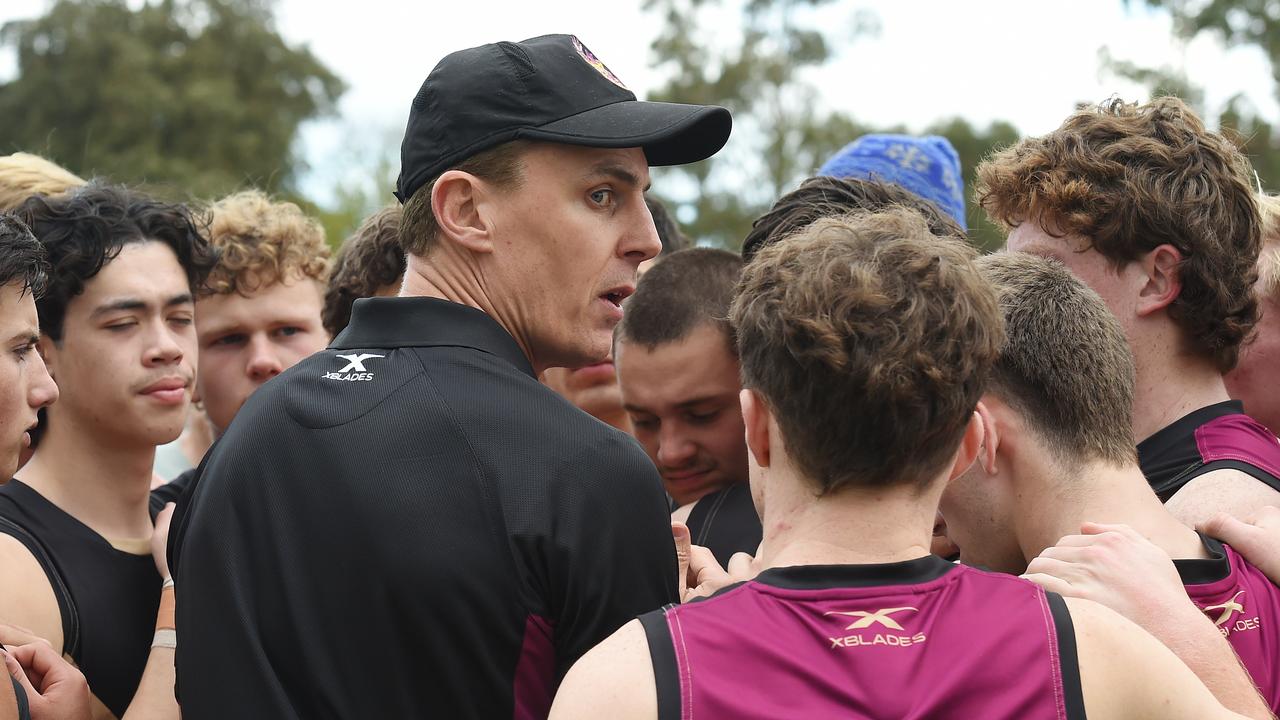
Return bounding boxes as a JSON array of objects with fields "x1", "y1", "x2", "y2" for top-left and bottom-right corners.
[
  {"x1": 672, "y1": 522, "x2": 760, "y2": 603},
  {"x1": 1198, "y1": 506, "x2": 1280, "y2": 584},
  {"x1": 152, "y1": 502, "x2": 175, "y2": 582},
  {"x1": 1022, "y1": 522, "x2": 1194, "y2": 630},
  {"x1": 931, "y1": 511, "x2": 959, "y2": 559},
  {"x1": 3, "y1": 643, "x2": 89, "y2": 720}
]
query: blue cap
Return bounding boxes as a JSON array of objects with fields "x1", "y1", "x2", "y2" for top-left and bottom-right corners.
[{"x1": 817, "y1": 134, "x2": 966, "y2": 230}]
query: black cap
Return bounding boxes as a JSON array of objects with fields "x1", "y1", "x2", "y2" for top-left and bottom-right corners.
[{"x1": 394, "y1": 34, "x2": 732, "y2": 203}]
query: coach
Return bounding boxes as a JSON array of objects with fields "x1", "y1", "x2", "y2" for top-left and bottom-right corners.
[{"x1": 169, "y1": 34, "x2": 730, "y2": 719}]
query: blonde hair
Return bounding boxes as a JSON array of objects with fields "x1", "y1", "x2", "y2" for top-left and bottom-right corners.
[
  {"x1": 202, "y1": 190, "x2": 330, "y2": 296},
  {"x1": 0, "y1": 153, "x2": 85, "y2": 211},
  {"x1": 1258, "y1": 195, "x2": 1280, "y2": 300}
]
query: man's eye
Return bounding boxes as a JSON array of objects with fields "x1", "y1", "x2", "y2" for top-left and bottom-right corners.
[
  {"x1": 211, "y1": 334, "x2": 247, "y2": 347},
  {"x1": 590, "y1": 189, "x2": 614, "y2": 206},
  {"x1": 275, "y1": 326, "x2": 302, "y2": 338},
  {"x1": 104, "y1": 321, "x2": 136, "y2": 332}
]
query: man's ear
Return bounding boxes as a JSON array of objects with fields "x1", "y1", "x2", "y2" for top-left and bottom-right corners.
[
  {"x1": 973, "y1": 399, "x2": 1000, "y2": 475},
  {"x1": 1135, "y1": 244, "x2": 1183, "y2": 317},
  {"x1": 948, "y1": 406, "x2": 985, "y2": 482},
  {"x1": 740, "y1": 388, "x2": 771, "y2": 469},
  {"x1": 431, "y1": 170, "x2": 495, "y2": 254}
]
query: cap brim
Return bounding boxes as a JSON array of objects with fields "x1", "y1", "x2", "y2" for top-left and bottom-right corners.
[{"x1": 518, "y1": 100, "x2": 731, "y2": 166}]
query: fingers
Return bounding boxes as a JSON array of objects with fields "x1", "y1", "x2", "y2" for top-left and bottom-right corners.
[
  {"x1": 1020, "y1": 572, "x2": 1076, "y2": 597},
  {"x1": 4, "y1": 648, "x2": 37, "y2": 704},
  {"x1": 153, "y1": 502, "x2": 176, "y2": 580},
  {"x1": 671, "y1": 522, "x2": 691, "y2": 598},
  {"x1": 726, "y1": 552, "x2": 757, "y2": 581},
  {"x1": 1079, "y1": 521, "x2": 1143, "y2": 541}
]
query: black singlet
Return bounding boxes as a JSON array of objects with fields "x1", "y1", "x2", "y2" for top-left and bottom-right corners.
[
  {"x1": 0, "y1": 480, "x2": 161, "y2": 717},
  {"x1": 684, "y1": 482, "x2": 762, "y2": 566}
]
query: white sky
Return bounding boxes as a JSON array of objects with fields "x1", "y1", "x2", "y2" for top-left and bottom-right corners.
[{"x1": 3, "y1": 0, "x2": 1278, "y2": 204}]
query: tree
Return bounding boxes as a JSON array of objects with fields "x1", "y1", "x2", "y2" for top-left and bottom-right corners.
[
  {"x1": 1131, "y1": 0, "x2": 1280, "y2": 190},
  {"x1": 642, "y1": 0, "x2": 1021, "y2": 251},
  {"x1": 0, "y1": 0, "x2": 345, "y2": 199}
]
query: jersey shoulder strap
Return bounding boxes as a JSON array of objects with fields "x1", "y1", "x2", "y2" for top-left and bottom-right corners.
[
  {"x1": 0, "y1": 515, "x2": 80, "y2": 658},
  {"x1": 638, "y1": 606, "x2": 680, "y2": 720}
]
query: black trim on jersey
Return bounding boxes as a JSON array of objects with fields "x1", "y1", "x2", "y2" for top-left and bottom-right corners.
[
  {"x1": 11, "y1": 675, "x2": 28, "y2": 720},
  {"x1": 1173, "y1": 534, "x2": 1231, "y2": 586},
  {"x1": 1152, "y1": 459, "x2": 1280, "y2": 501},
  {"x1": 638, "y1": 607, "x2": 680, "y2": 720},
  {"x1": 0, "y1": 515, "x2": 79, "y2": 657},
  {"x1": 754, "y1": 554, "x2": 955, "y2": 590},
  {"x1": 1046, "y1": 592, "x2": 1086, "y2": 720}
]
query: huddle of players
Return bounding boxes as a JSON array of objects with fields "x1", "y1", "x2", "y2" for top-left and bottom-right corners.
[
  {"x1": 551, "y1": 98, "x2": 1280, "y2": 718},
  {"x1": 2, "y1": 85, "x2": 1280, "y2": 720},
  {"x1": 0, "y1": 156, "x2": 406, "y2": 718}
]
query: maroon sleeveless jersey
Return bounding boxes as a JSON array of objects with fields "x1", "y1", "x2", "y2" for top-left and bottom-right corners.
[
  {"x1": 1178, "y1": 536, "x2": 1280, "y2": 713},
  {"x1": 639, "y1": 555, "x2": 1084, "y2": 719}
]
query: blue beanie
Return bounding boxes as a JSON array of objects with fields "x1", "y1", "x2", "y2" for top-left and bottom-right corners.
[{"x1": 817, "y1": 134, "x2": 967, "y2": 231}]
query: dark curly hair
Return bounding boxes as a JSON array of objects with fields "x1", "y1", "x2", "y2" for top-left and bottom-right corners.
[
  {"x1": 732, "y1": 209, "x2": 1003, "y2": 493},
  {"x1": 324, "y1": 205, "x2": 405, "y2": 337},
  {"x1": 0, "y1": 214, "x2": 49, "y2": 299},
  {"x1": 16, "y1": 183, "x2": 219, "y2": 342},
  {"x1": 976, "y1": 96, "x2": 1260, "y2": 373},
  {"x1": 742, "y1": 175, "x2": 964, "y2": 261}
]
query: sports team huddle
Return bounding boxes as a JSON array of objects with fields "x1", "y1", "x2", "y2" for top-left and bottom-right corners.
[{"x1": 0, "y1": 31, "x2": 1278, "y2": 720}]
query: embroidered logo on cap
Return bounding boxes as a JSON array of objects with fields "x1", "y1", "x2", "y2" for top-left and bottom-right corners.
[{"x1": 572, "y1": 36, "x2": 628, "y2": 90}]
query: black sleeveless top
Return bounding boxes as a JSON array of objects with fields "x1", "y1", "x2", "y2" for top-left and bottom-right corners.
[
  {"x1": 0, "y1": 480, "x2": 161, "y2": 717},
  {"x1": 684, "y1": 482, "x2": 762, "y2": 566}
]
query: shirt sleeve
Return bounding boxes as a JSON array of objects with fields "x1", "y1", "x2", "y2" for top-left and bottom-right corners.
[{"x1": 545, "y1": 430, "x2": 679, "y2": 680}]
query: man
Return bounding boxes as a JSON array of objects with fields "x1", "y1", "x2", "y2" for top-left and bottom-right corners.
[
  {"x1": 939, "y1": 252, "x2": 1280, "y2": 712},
  {"x1": 170, "y1": 34, "x2": 730, "y2": 718},
  {"x1": 322, "y1": 204, "x2": 404, "y2": 338},
  {"x1": 1226, "y1": 194, "x2": 1280, "y2": 434},
  {"x1": 552, "y1": 209, "x2": 1259, "y2": 720},
  {"x1": 542, "y1": 195, "x2": 690, "y2": 432},
  {"x1": 977, "y1": 97, "x2": 1280, "y2": 526},
  {"x1": 0, "y1": 186, "x2": 216, "y2": 718},
  {"x1": 0, "y1": 214, "x2": 90, "y2": 720},
  {"x1": 153, "y1": 190, "x2": 332, "y2": 487},
  {"x1": 615, "y1": 248, "x2": 760, "y2": 563}
]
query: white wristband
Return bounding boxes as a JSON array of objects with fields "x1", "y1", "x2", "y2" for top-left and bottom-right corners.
[
  {"x1": 152, "y1": 629, "x2": 177, "y2": 649},
  {"x1": 162, "y1": 577, "x2": 175, "y2": 589}
]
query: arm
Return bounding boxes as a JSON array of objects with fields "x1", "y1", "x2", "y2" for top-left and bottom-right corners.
[
  {"x1": 0, "y1": 537, "x2": 63, "y2": 652},
  {"x1": 120, "y1": 504, "x2": 177, "y2": 720},
  {"x1": 1199, "y1": 506, "x2": 1280, "y2": 583},
  {"x1": 549, "y1": 620, "x2": 656, "y2": 720},
  {"x1": 1067, "y1": 597, "x2": 1254, "y2": 719},
  {"x1": 1167, "y1": 470, "x2": 1280, "y2": 529},
  {"x1": 1025, "y1": 523, "x2": 1271, "y2": 719},
  {"x1": 548, "y1": 436, "x2": 678, "y2": 676}
]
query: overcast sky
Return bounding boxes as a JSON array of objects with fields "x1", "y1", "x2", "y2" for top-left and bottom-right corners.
[{"x1": 3, "y1": 0, "x2": 1278, "y2": 204}]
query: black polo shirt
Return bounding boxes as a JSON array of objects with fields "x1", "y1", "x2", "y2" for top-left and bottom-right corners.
[{"x1": 170, "y1": 297, "x2": 678, "y2": 719}]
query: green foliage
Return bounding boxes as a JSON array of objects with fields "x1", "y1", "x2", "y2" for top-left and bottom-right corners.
[
  {"x1": 0, "y1": 0, "x2": 345, "y2": 200},
  {"x1": 643, "y1": 0, "x2": 1021, "y2": 250},
  {"x1": 1131, "y1": 0, "x2": 1280, "y2": 191}
]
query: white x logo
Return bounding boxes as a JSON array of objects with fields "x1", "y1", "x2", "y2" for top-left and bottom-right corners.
[{"x1": 335, "y1": 353, "x2": 384, "y2": 372}]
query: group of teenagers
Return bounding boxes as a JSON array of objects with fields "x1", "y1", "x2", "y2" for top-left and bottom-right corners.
[{"x1": 0, "y1": 30, "x2": 1279, "y2": 720}]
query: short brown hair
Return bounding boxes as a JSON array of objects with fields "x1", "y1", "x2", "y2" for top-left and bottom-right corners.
[
  {"x1": 732, "y1": 209, "x2": 1003, "y2": 494},
  {"x1": 978, "y1": 252, "x2": 1138, "y2": 467},
  {"x1": 617, "y1": 248, "x2": 741, "y2": 351},
  {"x1": 0, "y1": 153, "x2": 85, "y2": 212},
  {"x1": 977, "y1": 97, "x2": 1260, "y2": 372},
  {"x1": 741, "y1": 175, "x2": 965, "y2": 261},
  {"x1": 399, "y1": 141, "x2": 529, "y2": 257},
  {"x1": 324, "y1": 204, "x2": 405, "y2": 336},
  {"x1": 202, "y1": 190, "x2": 331, "y2": 297}
]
